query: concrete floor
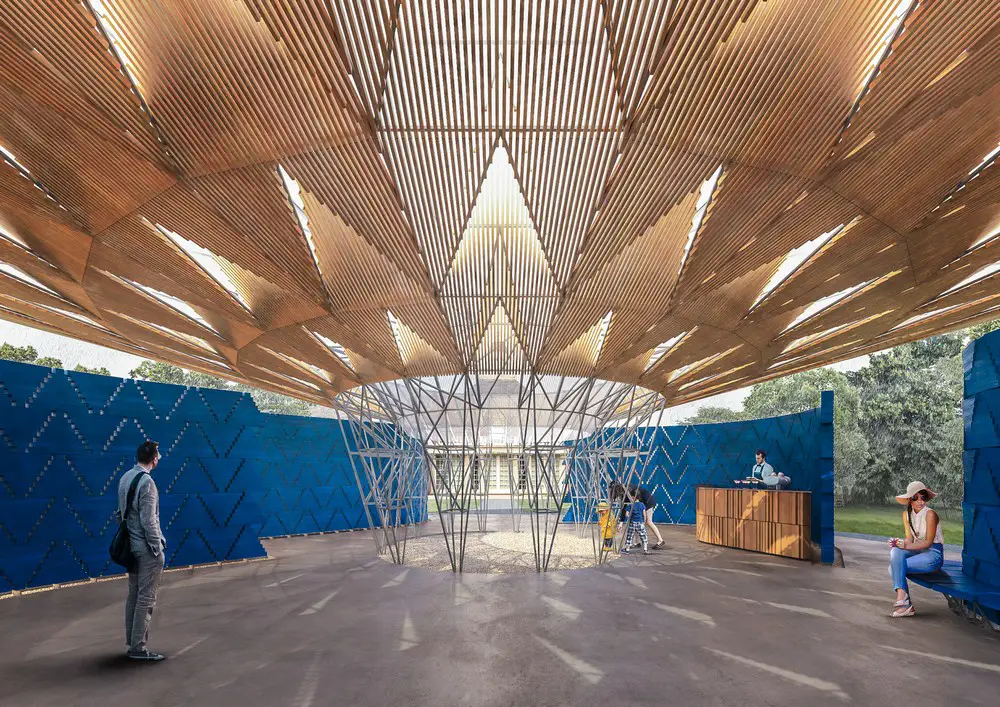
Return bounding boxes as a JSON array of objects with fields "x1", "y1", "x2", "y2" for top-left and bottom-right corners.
[{"x1": 1, "y1": 526, "x2": 997, "y2": 706}]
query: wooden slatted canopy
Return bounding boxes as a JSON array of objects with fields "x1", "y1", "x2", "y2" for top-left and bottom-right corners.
[{"x1": 0, "y1": 0, "x2": 997, "y2": 407}]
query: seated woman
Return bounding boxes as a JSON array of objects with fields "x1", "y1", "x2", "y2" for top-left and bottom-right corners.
[{"x1": 888, "y1": 481, "x2": 944, "y2": 618}]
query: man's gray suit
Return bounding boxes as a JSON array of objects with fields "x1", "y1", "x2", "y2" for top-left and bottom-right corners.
[{"x1": 117, "y1": 464, "x2": 165, "y2": 654}]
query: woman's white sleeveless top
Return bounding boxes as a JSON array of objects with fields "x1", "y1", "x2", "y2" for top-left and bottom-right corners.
[{"x1": 909, "y1": 506, "x2": 944, "y2": 545}]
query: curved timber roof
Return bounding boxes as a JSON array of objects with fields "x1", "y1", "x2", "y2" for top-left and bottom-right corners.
[{"x1": 0, "y1": 0, "x2": 997, "y2": 406}]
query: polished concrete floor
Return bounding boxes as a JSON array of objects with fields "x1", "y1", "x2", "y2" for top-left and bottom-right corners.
[{"x1": 1, "y1": 526, "x2": 997, "y2": 706}]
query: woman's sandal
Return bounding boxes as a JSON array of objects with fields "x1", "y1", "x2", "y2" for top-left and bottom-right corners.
[
  {"x1": 893, "y1": 596, "x2": 910, "y2": 608},
  {"x1": 891, "y1": 602, "x2": 915, "y2": 618}
]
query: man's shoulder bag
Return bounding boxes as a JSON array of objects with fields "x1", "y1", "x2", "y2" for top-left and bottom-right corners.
[{"x1": 109, "y1": 472, "x2": 147, "y2": 571}]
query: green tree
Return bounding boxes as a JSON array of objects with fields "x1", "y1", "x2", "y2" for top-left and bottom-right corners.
[
  {"x1": 32, "y1": 356, "x2": 64, "y2": 368},
  {"x1": 0, "y1": 343, "x2": 39, "y2": 363},
  {"x1": 849, "y1": 333, "x2": 964, "y2": 507},
  {"x1": 130, "y1": 360, "x2": 313, "y2": 417},
  {"x1": 683, "y1": 405, "x2": 747, "y2": 424},
  {"x1": 967, "y1": 318, "x2": 1000, "y2": 341},
  {"x1": 74, "y1": 364, "x2": 111, "y2": 376},
  {"x1": 129, "y1": 360, "x2": 219, "y2": 388},
  {"x1": 742, "y1": 368, "x2": 870, "y2": 502}
]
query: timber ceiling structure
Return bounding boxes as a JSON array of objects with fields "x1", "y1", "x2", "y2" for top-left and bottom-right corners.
[{"x1": 0, "y1": 0, "x2": 997, "y2": 407}]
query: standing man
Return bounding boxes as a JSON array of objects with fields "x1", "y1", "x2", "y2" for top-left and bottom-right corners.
[
  {"x1": 118, "y1": 440, "x2": 166, "y2": 661},
  {"x1": 751, "y1": 449, "x2": 790, "y2": 489}
]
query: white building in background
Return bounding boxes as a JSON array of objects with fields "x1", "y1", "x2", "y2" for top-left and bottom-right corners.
[{"x1": 429, "y1": 451, "x2": 569, "y2": 496}]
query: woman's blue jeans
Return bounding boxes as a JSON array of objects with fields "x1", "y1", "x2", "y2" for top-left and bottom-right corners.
[{"x1": 889, "y1": 544, "x2": 944, "y2": 593}]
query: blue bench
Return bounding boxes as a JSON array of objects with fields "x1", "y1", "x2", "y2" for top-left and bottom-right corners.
[{"x1": 907, "y1": 560, "x2": 1000, "y2": 627}]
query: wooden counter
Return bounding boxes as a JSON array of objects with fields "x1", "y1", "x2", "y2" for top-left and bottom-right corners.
[{"x1": 695, "y1": 486, "x2": 812, "y2": 560}]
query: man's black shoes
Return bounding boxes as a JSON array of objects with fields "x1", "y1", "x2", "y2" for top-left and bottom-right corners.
[{"x1": 127, "y1": 649, "x2": 166, "y2": 662}]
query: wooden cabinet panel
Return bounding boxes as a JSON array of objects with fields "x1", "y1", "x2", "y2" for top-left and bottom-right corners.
[{"x1": 695, "y1": 486, "x2": 811, "y2": 560}]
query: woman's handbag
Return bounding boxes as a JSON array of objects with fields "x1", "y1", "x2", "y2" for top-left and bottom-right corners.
[{"x1": 109, "y1": 472, "x2": 147, "y2": 570}]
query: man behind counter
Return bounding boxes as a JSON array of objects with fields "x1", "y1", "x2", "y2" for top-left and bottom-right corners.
[{"x1": 751, "y1": 449, "x2": 790, "y2": 489}]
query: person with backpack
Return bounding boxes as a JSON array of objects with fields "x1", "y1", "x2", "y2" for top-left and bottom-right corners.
[{"x1": 117, "y1": 440, "x2": 167, "y2": 661}]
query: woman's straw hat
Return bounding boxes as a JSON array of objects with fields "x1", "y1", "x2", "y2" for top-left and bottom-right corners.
[{"x1": 895, "y1": 480, "x2": 937, "y2": 505}]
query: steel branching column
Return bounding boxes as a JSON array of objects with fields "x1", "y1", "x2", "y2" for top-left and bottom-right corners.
[
  {"x1": 335, "y1": 373, "x2": 663, "y2": 572},
  {"x1": 335, "y1": 383, "x2": 425, "y2": 565}
]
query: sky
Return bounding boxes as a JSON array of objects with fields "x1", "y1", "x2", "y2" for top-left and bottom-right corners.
[
  {"x1": 0, "y1": 318, "x2": 868, "y2": 418},
  {"x1": 0, "y1": 319, "x2": 145, "y2": 377}
]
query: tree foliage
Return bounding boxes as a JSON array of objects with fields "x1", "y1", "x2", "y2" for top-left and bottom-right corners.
[
  {"x1": 74, "y1": 364, "x2": 111, "y2": 376},
  {"x1": 848, "y1": 334, "x2": 963, "y2": 506},
  {"x1": 129, "y1": 360, "x2": 313, "y2": 417},
  {"x1": 682, "y1": 334, "x2": 965, "y2": 507},
  {"x1": 33, "y1": 356, "x2": 64, "y2": 368},
  {"x1": 682, "y1": 405, "x2": 747, "y2": 424},
  {"x1": 742, "y1": 368, "x2": 869, "y2": 502},
  {"x1": 967, "y1": 317, "x2": 1000, "y2": 342},
  {"x1": 0, "y1": 343, "x2": 64, "y2": 368}
]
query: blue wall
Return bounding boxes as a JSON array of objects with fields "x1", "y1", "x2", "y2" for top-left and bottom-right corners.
[
  {"x1": 0, "y1": 360, "x2": 371, "y2": 593},
  {"x1": 962, "y1": 331, "x2": 1000, "y2": 589},
  {"x1": 570, "y1": 393, "x2": 836, "y2": 562}
]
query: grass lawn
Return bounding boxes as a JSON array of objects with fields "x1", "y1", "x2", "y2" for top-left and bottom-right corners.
[{"x1": 835, "y1": 505, "x2": 963, "y2": 545}]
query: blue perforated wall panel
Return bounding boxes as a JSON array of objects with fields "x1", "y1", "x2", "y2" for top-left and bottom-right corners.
[
  {"x1": 962, "y1": 332, "x2": 1000, "y2": 590},
  {"x1": 0, "y1": 360, "x2": 375, "y2": 593}
]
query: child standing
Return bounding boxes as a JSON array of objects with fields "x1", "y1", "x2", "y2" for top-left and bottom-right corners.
[
  {"x1": 597, "y1": 501, "x2": 617, "y2": 551},
  {"x1": 621, "y1": 496, "x2": 649, "y2": 554}
]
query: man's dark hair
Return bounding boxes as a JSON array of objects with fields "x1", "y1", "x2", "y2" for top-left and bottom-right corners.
[
  {"x1": 755, "y1": 449, "x2": 766, "y2": 459},
  {"x1": 137, "y1": 440, "x2": 159, "y2": 465}
]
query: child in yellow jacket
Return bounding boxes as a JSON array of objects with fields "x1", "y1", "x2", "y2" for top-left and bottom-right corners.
[{"x1": 597, "y1": 501, "x2": 617, "y2": 550}]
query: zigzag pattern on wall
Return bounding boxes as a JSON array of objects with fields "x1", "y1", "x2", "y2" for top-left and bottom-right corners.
[
  {"x1": 643, "y1": 410, "x2": 826, "y2": 527},
  {"x1": 962, "y1": 334, "x2": 1000, "y2": 590},
  {"x1": 0, "y1": 360, "x2": 374, "y2": 594}
]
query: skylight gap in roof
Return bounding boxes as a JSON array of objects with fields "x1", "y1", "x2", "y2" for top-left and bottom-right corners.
[
  {"x1": 109, "y1": 310, "x2": 219, "y2": 353},
  {"x1": 0, "y1": 261, "x2": 63, "y2": 299},
  {"x1": 677, "y1": 166, "x2": 723, "y2": 278},
  {"x1": 750, "y1": 223, "x2": 847, "y2": 312},
  {"x1": 594, "y1": 311, "x2": 612, "y2": 365},
  {"x1": 969, "y1": 224, "x2": 1000, "y2": 253},
  {"x1": 0, "y1": 227, "x2": 32, "y2": 252},
  {"x1": 936, "y1": 260, "x2": 1000, "y2": 299},
  {"x1": 309, "y1": 328, "x2": 356, "y2": 373},
  {"x1": 837, "y1": 0, "x2": 918, "y2": 141},
  {"x1": 668, "y1": 345, "x2": 740, "y2": 384},
  {"x1": 86, "y1": 1, "x2": 144, "y2": 102},
  {"x1": 969, "y1": 144, "x2": 1000, "y2": 178},
  {"x1": 0, "y1": 145, "x2": 29, "y2": 175},
  {"x1": 645, "y1": 330, "x2": 688, "y2": 372},
  {"x1": 119, "y1": 276, "x2": 218, "y2": 334},
  {"x1": 387, "y1": 309, "x2": 406, "y2": 362},
  {"x1": 936, "y1": 142, "x2": 999, "y2": 208},
  {"x1": 782, "y1": 279, "x2": 874, "y2": 333},
  {"x1": 155, "y1": 223, "x2": 252, "y2": 313},
  {"x1": 261, "y1": 345, "x2": 331, "y2": 384},
  {"x1": 278, "y1": 165, "x2": 325, "y2": 282},
  {"x1": 28, "y1": 301, "x2": 111, "y2": 332},
  {"x1": 889, "y1": 303, "x2": 963, "y2": 332},
  {"x1": 2, "y1": 143, "x2": 70, "y2": 211}
]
